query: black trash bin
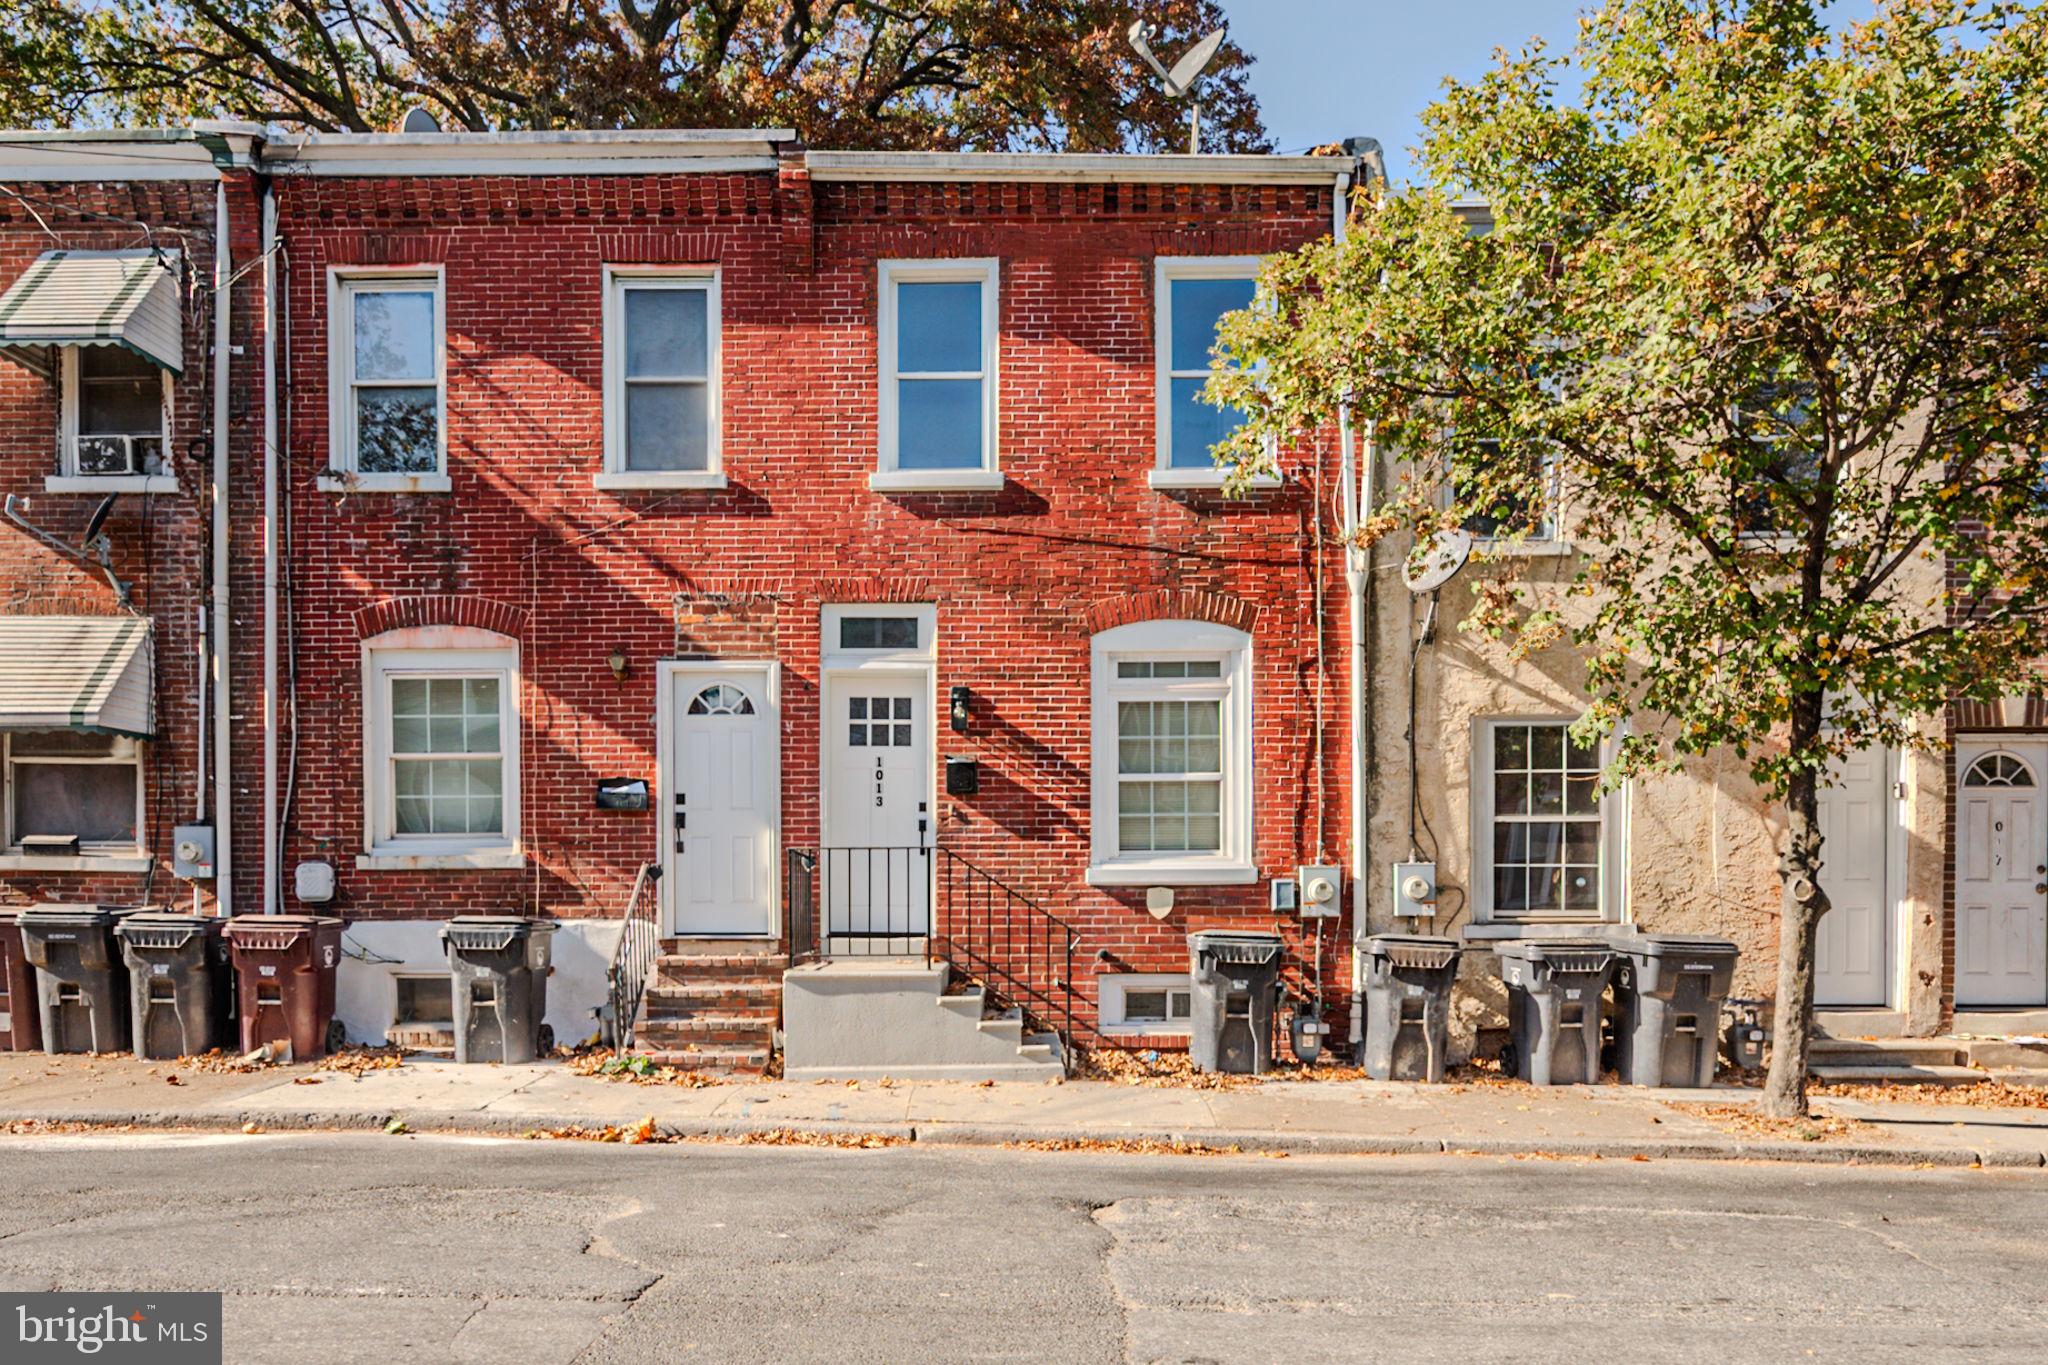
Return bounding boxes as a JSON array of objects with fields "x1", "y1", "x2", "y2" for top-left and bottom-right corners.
[
  {"x1": 1187, "y1": 931, "x2": 1285, "y2": 1075},
  {"x1": 1611, "y1": 934, "x2": 1741, "y2": 1087},
  {"x1": 440, "y1": 915, "x2": 558, "y2": 1064},
  {"x1": 114, "y1": 911, "x2": 232, "y2": 1060},
  {"x1": 17, "y1": 904, "x2": 135, "y2": 1054},
  {"x1": 1361, "y1": 935, "x2": 1462, "y2": 1082},
  {"x1": 1493, "y1": 938, "x2": 1617, "y2": 1085}
]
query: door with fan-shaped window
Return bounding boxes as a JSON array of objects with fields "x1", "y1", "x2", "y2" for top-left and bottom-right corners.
[
  {"x1": 1955, "y1": 740, "x2": 2048, "y2": 1007},
  {"x1": 664, "y1": 667, "x2": 778, "y2": 937}
]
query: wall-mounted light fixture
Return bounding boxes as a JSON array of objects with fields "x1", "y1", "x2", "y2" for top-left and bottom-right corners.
[
  {"x1": 949, "y1": 684, "x2": 971, "y2": 733},
  {"x1": 608, "y1": 647, "x2": 629, "y2": 681}
]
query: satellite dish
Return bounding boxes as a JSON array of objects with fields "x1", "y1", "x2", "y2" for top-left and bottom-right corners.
[
  {"x1": 1128, "y1": 22, "x2": 1229, "y2": 152},
  {"x1": 1403, "y1": 528, "x2": 1473, "y2": 594},
  {"x1": 1166, "y1": 28, "x2": 1227, "y2": 95},
  {"x1": 399, "y1": 106, "x2": 442, "y2": 134},
  {"x1": 82, "y1": 494, "x2": 119, "y2": 549}
]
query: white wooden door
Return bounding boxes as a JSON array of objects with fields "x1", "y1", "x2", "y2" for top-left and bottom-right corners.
[
  {"x1": 823, "y1": 675, "x2": 929, "y2": 938},
  {"x1": 1814, "y1": 745, "x2": 1893, "y2": 1008},
  {"x1": 1956, "y1": 742, "x2": 2048, "y2": 1008},
  {"x1": 667, "y1": 668, "x2": 777, "y2": 937}
]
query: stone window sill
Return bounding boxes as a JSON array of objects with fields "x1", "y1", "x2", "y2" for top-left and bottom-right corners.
[
  {"x1": 317, "y1": 473, "x2": 453, "y2": 494},
  {"x1": 1085, "y1": 860, "x2": 1258, "y2": 888},
  {"x1": 0, "y1": 853, "x2": 153, "y2": 873},
  {"x1": 355, "y1": 850, "x2": 527, "y2": 871},
  {"x1": 1461, "y1": 921, "x2": 1617, "y2": 941},
  {"x1": 870, "y1": 469, "x2": 1007, "y2": 493},
  {"x1": 1147, "y1": 469, "x2": 1281, "y2": 492},
  {"x1": 44, "y1": 475, "x2": 179, "y2": 495},
  {"x1": 594, "y1": 471, "x2": 727, "y2": 492}
]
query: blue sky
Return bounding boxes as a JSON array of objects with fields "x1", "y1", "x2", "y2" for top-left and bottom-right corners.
[{"x1": 1220, "y1": 1, "x2": 1880, "y2": 182}]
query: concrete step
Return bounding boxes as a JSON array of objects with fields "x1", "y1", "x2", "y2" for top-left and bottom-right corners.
[
  {"x1": 1809, "y1": 1037, "x2": 1965, "y2": 1068},
  {"x1": 1960, "y1": 1038, "x2": 2048, "y2": 1070},
  {"x1": 638, "y1": 1046, "x2": 772, "y2": 1074},
  {"x1": 1809, "y1": 1063, "x2": 1987, "y2": 1087}
]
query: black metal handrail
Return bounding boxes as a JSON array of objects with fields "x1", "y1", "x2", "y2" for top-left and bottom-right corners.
[
  {"x1": 600, "y1": 860, "x2": 662, "y2": 1050},
  {"x1": 784, "y1": 844, "x2": 1078, "y2": 1068}
]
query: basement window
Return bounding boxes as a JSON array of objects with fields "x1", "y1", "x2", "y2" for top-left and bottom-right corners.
[
  {"x1": 1100, "y1": 974, "x2": 1194, "y2": 1035},
  {"x1": 393, "y1": 974, "x2": 452, "y2": 1025}
]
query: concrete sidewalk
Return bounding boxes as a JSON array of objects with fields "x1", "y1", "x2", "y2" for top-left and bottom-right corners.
[{"x1": 3, "y1": 1053, "x2": 2046, "y2": 1168}]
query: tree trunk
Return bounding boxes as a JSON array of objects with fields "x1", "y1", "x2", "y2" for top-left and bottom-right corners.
[{"x1": 1761, "y1": 740, "x2": 1832, "y2": 1118}]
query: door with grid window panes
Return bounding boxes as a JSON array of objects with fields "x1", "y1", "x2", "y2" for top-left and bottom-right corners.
[
  {"x1": 389, "y1": 676, "x2": 506, "y2": 840},
  {"x1": 824, "y1": 678, "x2": 930, "y2": 937},
  {"x1": 1488, "y1": 723, "x2": 1605, "y2": 920},
  {"x1": 1115, "y1": 659, "x2": 1225, "y2": 856}
]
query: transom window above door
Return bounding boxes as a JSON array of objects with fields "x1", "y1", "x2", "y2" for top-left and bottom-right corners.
[
  {"x1": 601, "y1": 268, "x2": 722, "y2": 490},
  {"x1": 875, "y1": 259, "x2": 1001, "y2": 491},
  {"x1": 849, "y1": 696, "x2": 913, "y2": 747}
]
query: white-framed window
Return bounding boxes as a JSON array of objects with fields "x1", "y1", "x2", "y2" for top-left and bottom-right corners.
[
  {"x1": 874, "y1": 258, "x2": 1002, "y2": 491},
  {"x1": 1457, "y1": 439, "x2": 1560, "y2": 545},
  {"x1": 1153, "y1": 256, "x2": 1266, "y2": 489},
  {"x1": 59, "y1": 346, "x2": 170, "y2": 483},
  {"x1": 599, "y1": 266, "x2": 722, "y2": 490},
  {"x1": 1472, "y1": 719, "x2": 1624, "y2": 924},
  {"x1": 326, "y1": 268, "x2": 447, "y2": 490},
  {"x1": 1089, "y1": 619, "x2": 1255, "y2": 886},
  {"x1": 1098, "y1": 973, "x2": 1195, "y2": 1035},
  {"x1": 362, "y1": 631, "x2": 519, "y2": 863},
  {"x1": 3, "y1": 730, "x2": 144, "y2": 855}
]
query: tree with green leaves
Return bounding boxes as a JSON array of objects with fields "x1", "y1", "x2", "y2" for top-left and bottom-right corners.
[
  {"x1": 1213, "y1": 0, "x2": 2048, "y2": 1115},
  {"x1": 0, "y1": 0, "x2": 1264, "y2": 152}
]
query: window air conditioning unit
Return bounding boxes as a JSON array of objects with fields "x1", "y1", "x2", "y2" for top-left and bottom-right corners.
[{"x1": 75, "y1": 434, "x2": 162, "y2": 476}]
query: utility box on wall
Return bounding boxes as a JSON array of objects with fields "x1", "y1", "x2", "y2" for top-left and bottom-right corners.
[{"x1": 172, "y1": 824, "x2": 215, "y2": 880}]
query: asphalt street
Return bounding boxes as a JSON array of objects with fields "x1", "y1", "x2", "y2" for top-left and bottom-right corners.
[{"x1": 0, "y1": 1133, "x2": 2042, "y2": 1364}]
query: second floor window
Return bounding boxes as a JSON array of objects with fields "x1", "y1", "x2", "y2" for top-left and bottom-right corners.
[
  {"x1": 64, "y1": 346, "x2": 168, "y2": 477},
  {"x1": 1156, "y1": 258, "x2": 1260, "y2": 474},
  {"x1": 604, "y1": 268, "x2": 720, "y2": 483},
  {"x1": 1458, "y1": 439, "x2": 1557, "y2": 543},
  {"x1": 876, "y1": 259, "x2": 999, "y2": 486},
  {"x1": 331, "y1": 271, "x2": 444, "y2": 481}
]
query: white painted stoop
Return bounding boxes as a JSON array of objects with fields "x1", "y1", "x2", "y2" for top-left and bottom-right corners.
[{"x1": 781, "y1": 959, "x2": 1066, "y2": 1082}]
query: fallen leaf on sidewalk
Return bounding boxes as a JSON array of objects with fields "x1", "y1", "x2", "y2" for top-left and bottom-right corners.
[
  {"x1": 164, "y1": 1074, "x2": 184, "y2": 1086},
  {"x1": 240, "y1": 1122, "x2": 262, "y2": 1134},
  {"x1": 384, "y1": 1117, "x2": 409, "y2": 1135},
  {"x1": 292, "y1": 1076, "x2": 322, "y2": 1086}
]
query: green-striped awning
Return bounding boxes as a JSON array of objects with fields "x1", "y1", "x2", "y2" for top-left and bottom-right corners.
[
  {"x1": 0, "y1": 250, "x2": 183, "y2": 375},
  {"x1": 0, "y1": 616, "x2": 154, "y2": 738}
]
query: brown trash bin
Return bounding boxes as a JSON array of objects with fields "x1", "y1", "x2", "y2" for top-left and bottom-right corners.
[
  {"x1": 0, "y1": 909, "x2": 43, "y2": 1052},
  {"x1": 223, "y1": 915, "x2": 346, "y2": 1059}
]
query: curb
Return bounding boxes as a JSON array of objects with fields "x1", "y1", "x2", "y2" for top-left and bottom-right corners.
[{"x1": 4, "y1": 1107, "x2": 2042, "y2": 1168}]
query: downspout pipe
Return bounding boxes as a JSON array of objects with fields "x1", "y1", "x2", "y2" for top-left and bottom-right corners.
[
  {"x1": 261, "y1": 185, "x2": 279, "y2": 916},
  {"x1": 209, "y1": 180, "x2": 234, "y2": 918}
]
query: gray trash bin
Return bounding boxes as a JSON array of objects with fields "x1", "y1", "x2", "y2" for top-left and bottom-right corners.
[
  {"x1": 1187, "y1": 931, "x2": 1285, "y2": 1074},
  {"x1": 440, "y1": 915, "x2": 557, "y2": 1064},
  {"x1": 1611, "y1": 934, "x2": 1741, "y2": 1087},
  {"x1": 115, "y1": 911, "x2": 231, "y2": 1060},
  {"x1": 17, "y1": 904, "x2": 136, "y2": 1054},
  {"x1": 1493, "y1": 939, "x2": 1616, "y2": 1085},
  {"x1": 1361, "y1": 935, "x2": 1462, "y2": 1082}
]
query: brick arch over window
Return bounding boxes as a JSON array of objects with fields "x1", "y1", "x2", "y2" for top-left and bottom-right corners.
[
  {"x1": 350, "y1": 595, "x2": 529, "y2": 642},
  {"x1": 1082, "y1": 589, "x2": 1258, "y2": 639}
]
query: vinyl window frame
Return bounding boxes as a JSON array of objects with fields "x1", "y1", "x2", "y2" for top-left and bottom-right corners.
[
  {"x1": 873, "y1": 257, "x2": 1003, "y2": 492},
  {"x1": 1470, "y1": 717, "x2": 1627, "y2": 928},
  {"x1": 1151, "y1": 256, "x2": 1277, "y2": 491},
  {"x1": 1098, "y1": 973, "x2": 1196, "y2": 1036},
  {"x1": 1088, "y1": 619, "x2": 1255, "y2": 886},
  {"x1": 49, "y1": 346, "x2": 177, "y2": 494},
  {"x1": 597, "y1": 265, "x2": 725, "y2": 491},
  {"x1": 360, "y1": 639, "x2": 521, "y2": 865},
  {"x1": 323, "y1": 266, "x2": 449, "y2": 493},
  {"x1": 2, "y1": 731, "x2": 146, "y2": 858}
]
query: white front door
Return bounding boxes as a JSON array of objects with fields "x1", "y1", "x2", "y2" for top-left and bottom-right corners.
[
  {"x1": 665, "y1": 666, "x2": 778, "y2": 937},
  {"x1": 1814, "y1": 745, "x2": 1893, "y2": 1008},
  {"x1": 823, "y1": 674, "x2": 930, "y2": 938},
  {"x1": 1956, "y1": 741, "x2": 2048, "y2": 1008}
]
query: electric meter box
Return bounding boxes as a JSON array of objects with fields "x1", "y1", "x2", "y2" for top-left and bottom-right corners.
[
  {"x1": 1392, "y1": 861, "x2": 1437, "y2": 918},
  {"x1": 1296, "y1": 865, "x2": 1342, "y2": 919},
  {"x1": 172, "y1": 824, "x2": 215, "y2": 880}
]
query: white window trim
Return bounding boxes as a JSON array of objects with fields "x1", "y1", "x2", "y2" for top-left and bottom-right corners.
[
  {"x1": 361, "y1": 631, "x2": 520, "y2": 861},
  {"x1": 874, "y1": 257, "x2": 1001, "y2": 491},
  {"x1": 53, "y1": 345, "x2": 175, "y2": 491},
  {"x1": 1152, "y1": 256, "x2": 1278, "y2": 491},
  {"x1": 1087, "y1": 619, "x2": 1255, "y2": 886},
  {"x1": 1451, "y1": 439, "x2": 1569, "y2": 554},
  {"x1": 325, "y1": 266, "x2": 448, "y2": 492},
  {"x1": 2, "y1": 731, "x2": 147, "y2": 859},
  {"x1": 1469, "y1": 716, "x2": 1628, "y2": 927},
  {"x1": 599, "y1": 265, "x2": 725, "y2": 491},
  {"x1": 1098, "y1": 972, "x2": 1195, "y2": 1036},
  {"x1": 821, "y1": 604, "x2": 937, "y2": 672}
]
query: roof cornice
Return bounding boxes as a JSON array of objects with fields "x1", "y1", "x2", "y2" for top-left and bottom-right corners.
[
  {"x1": 260, "y1": 128, "x2": 794, "y2": 177},
  {"x1": 804, "y1": 151, "x2": 1353, "y2": 186}
]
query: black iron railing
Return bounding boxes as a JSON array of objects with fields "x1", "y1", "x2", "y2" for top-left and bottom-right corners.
[
  {"x1": 784, "y1": 844, "x2": 1078, "y2": 1066},
  {"x1": 600, "y1": 860, "x2": 662, "y2": 1050}
]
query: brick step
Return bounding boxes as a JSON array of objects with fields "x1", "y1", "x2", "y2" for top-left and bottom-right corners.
[
  {"x1": 645, "y1": 981, "x2": 781, "y2": 1015},
  {"x1": 653, "y1": 953, "x2": 788, "y2": 985},
  {"x1": 637, "y1": 1047, "x2": 773, "y2": 1075},
  {"x1": 637, "y1": 1016, "x2": 776, "y2": 1050}
]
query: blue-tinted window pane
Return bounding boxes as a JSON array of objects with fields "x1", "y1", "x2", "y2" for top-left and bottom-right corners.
[
  {"x1": 353, "y1": 290, "x2": 436, "y2": 381},
  {"x1": 625, "y1": 383, "x2": 710, "y2": 470},
  {"x1": 897, "y1": 281, "x2": 983, "y2": 373},
  {"x1": 624, "y1": 288, "x2": 708, "y2": 379},
  {"x1": 896, "y1": 377, "x2": 983, "y2": 469},
  {"x1": 1168, "y1": 377, "x2": 1246, "y2": 468},
  {"x1": 1170, "y1": 276, "x2": 1255, "y2": 371}
]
